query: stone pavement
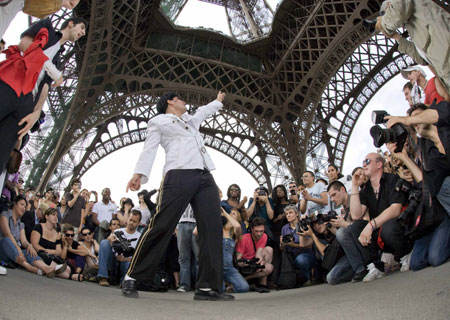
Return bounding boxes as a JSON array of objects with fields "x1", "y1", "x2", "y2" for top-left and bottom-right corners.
[{"x1": 1, "y1": 262, "x2": 449, "y2": 320}]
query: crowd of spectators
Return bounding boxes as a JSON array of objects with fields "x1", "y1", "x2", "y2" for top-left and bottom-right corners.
[{"x1": 0, "y1": 0, "x2": 449, "y2": 299}]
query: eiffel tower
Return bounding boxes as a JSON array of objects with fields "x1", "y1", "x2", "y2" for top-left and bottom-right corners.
[{"x1": 22, "y1": 0, "x2": 418, "y2": 191}]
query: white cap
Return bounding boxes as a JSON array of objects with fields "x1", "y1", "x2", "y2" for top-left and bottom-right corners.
[{"x1": 400, "y1": 65, "x2": 427, "y2": 80}]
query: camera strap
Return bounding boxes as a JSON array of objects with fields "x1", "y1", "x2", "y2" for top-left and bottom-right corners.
[{"x1": 251, "y1": 236, "x2": 257, "y2": 255}]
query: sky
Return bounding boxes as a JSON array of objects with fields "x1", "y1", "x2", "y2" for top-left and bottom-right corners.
[{"x1": 2, "y1": 2, "x2": 431, "y2": 205}]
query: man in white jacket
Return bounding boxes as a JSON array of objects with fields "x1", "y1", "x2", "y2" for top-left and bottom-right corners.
[{"x1": 122, "y1": 91, "x2": 234, "y2": 301}]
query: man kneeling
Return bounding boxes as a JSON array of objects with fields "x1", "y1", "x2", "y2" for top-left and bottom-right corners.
[{"x1": 236, "y1": 217, "x2": 273, "y2": 291}]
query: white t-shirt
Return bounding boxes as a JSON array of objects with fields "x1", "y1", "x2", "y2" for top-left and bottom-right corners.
[
  {"x1": 93, "y1": 201, "x2": 118, "y2": 223},
  {"x1": 301, "y1": 183, "x2": 327, "y2": 215},
  {"x1": 114, "y1": 227, "x2": 141, "y2": 249}
]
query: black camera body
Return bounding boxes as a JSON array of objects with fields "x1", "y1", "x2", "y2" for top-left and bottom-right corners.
[
  {"x1": 111, "y1": 231, "x2": 136, "y2": 257},
  {"x1": 397, "y1": 180, "x2": 422, "y2": 229},
  {"x1": 236, "y1": 258, "x2": 265, "y2": 275},
  {"x1": 282, "y1": 234, "x2": 294, "y2": 244},
  {"x1": 298, "y1": 217, "x2": 312, "y2": 231},
  {"x1": 370, "y1": 110, "x2": 408, "y2": 152}
]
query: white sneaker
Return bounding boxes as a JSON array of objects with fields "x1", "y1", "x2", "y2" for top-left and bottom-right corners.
[
  {"x1": 37, "y1": 269, "x2": 44, "y2": 276},
  {"x1": 177, "y1": 286, "x2": 187, "y2": 293},
  {"x1": 363, "y1": 263, "x2": 385, "y2": 282},
  {"x1": 0, "y1": 266, "x2": 7, "y2": 275},
  {"x1": 400, "y1": 252, "x2": 412, "y2": 272}
]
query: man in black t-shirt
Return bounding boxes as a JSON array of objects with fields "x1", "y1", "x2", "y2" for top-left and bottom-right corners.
[{"x1": 337, "y1": 153, "x2": 410, "y2": 282}]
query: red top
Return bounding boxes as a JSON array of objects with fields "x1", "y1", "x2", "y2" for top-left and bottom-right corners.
[
  {"x1": 424, "y1": 77, "x2": 445, "y2": 105},
  {"x1": 236, "y1": 233, "x2": 267, "y2": 260},
  {"x1": 0, "y1": 28, "x2": 49, "y2": 97}
]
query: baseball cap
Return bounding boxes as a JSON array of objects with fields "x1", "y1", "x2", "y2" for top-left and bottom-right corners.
[{"x1": 401, "y1": 65, "x2": 427, "y2": 80}]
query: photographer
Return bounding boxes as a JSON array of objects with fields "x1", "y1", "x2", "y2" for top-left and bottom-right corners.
[
  {"x1": 338, "y1": 153, "x2": 411, "y2": 282},
  {"x1": 280, "y1": 205, "x2": 314, "y2": 285},
  {"x1": 386, "y1": 104, "x2": 450, "y2": 270},
  {"x1": 97, "y1": 210, "x2": 142, "y2": 287},
  {"x1": 236, "y1": 217, "x2": 273, "y2": 290},
  {"x1": 247, "y1": 186, "x2": 274, "y2": 241},
  {"x1": 288, "y1": 181, "x2": 299, "y2": 204}
]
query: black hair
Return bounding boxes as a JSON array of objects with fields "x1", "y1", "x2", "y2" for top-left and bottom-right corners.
[
  {"x1": 80, "y1": 226, "x2": 91, "y2": 234},
  {"x1": 226, "y1": 184, "x2": 241, "y2": 201},
  {"x1": 70, "y1": 178, "x2": 81, "y2": 188},
  {"x1": 156, "y1": 92, "x2": 178, "y2": 114},
  {"x1": 250, "y1": 217, "x2": 266, "y2": 229},
  {"x1": 120, "y1": 198, "x2": 134, "y2": 212},
  {"x1": 316, "y1": 178, "x2": 328, "y2": 185},
  {"x1": 303, "y1": 170, "x2": 315, "y2": 178},
  {"x1": 408, "y1": 103, "x2": 427, "y2": 116},
  {"x1": 327, "y1": 180, "x2": 347, "y2": 193},
  {"x1": 130, "y1": 209, "x2": 142, "y2": 222},
  {"x1": 351, "y1": 166, "x2": 363, "y2": 176},
  {"x1": 11, "y1": 195, "x2": 28, "y2": 209},
  {"x1": 109, "y1": 217, "x2": 120, "y2": 226},
  {"x1": 0, "y1": 39, "x2": 5, "y2": 45},
  {"x1": 137, "y1": 189, "x2": 148, "y2": 198},
  {"x1": 272, "y1": 184, "x2": 288, "y2": 205},
  {"x1": 62, "y1": 224, "x2": 74, "y2": 233},
  {"x1": 403, "y1": 82, "x2": 413, "y2": 91},
  {"x1": 60, "y1": 17, "x2": 88, "y2": 31}
]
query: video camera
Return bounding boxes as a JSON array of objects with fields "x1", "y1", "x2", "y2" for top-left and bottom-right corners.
[
  {"x1": 282, "y1": 234, "x2": 294, "y2": 244},
  {"x1": 236, "y1": 257, "x2": 265, "y2": 275},
  {"x1": 370, "y1": 110, "x2": 408, "y2": 153},
  {"x1": 111, "y1": 231, "x2": 137, "y2": 257}
]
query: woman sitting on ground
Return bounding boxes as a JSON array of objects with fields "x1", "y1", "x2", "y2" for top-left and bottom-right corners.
[
  {"x1": 79, "y1": 226, "x2": 99, "y2": 269},
  {"x1": 0, "y1": 196, "x2": 58, "y2": 277},
  {"x1": 61, "y1": 224, "x2": 91, "y2": 275},
  {"x1": 117, "y1": 198, "x2": 134, "y2": 227},
  {"x1": 31, "y1": 208, "x2": 83, "y2": 281}
]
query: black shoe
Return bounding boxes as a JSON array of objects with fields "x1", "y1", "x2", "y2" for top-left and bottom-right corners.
[
  {"x1": 193, "y1": 289, "x2": 235, "y2": 301},
  {"x1": 352, "y1": 270, "x2": 368, "y2": 283},
  {"x1": 122, "y1": 280, "x2": 138, "y2": 298}
]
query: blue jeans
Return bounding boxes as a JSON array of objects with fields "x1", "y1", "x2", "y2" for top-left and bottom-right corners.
[
  {"x1": 410, "y1": 214, "x2": 450, "y2": 271},
  {"x1": 437, "y1": 176, "x2": 450, "y2": 218},
  {"x1": 97, "y1": 239, "x2": 130, "y2": 281},
  {"x1": 294, "y1": 249, "x2": 315, "y2": 281},
  {"x1": 0, "y1": 238, "x2": 41, "y2": 264},
  {"x1": 223, "y1": 267, "x2": 249, "y2": 293},
  {"x1": 326, "y1": 255, "x2": 354, "y2": 285},
  {"x1": 177, "y1": 222, "x2": 199, "y2": 290}
]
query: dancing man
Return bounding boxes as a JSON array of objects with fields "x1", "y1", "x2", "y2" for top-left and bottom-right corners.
[{"x1": 123, "y1": 91, "x2": 234, "y2": 301}]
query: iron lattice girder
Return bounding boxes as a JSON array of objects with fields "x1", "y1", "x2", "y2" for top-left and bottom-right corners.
[
  {"x1": 72, "y1": 106, "x2": 280, "y2": 189},
  {"x1": 34, "y1": 0, "x2": 387, "y2": 189}
]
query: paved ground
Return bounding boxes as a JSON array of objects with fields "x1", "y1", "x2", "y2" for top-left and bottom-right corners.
[{"x1": 1, "y1": 262, "x2": 449, "y2": 320}]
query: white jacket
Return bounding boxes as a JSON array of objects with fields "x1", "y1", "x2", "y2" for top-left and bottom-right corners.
[{"x1": 134, "y1": 99, "x2": 223, "y2": 184}]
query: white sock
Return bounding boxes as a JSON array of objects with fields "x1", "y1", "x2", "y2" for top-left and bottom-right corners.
[{"x1": 124, "y1": 275, "x2": 135, "y2": 281}]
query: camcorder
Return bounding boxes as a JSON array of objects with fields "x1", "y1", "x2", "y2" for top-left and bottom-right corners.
[
  {"x1": 236, "y1": 258, "x2": 265, "y2": 275},
  {"x1": 282, "y1": 234, "x2": 294, "y2": 244},
  {"x1": 111, "y1": 231, "x2": 137, "y2": 257},
  {"x1": 370, "y1": 110, "x2": 408, "y2": 153}
]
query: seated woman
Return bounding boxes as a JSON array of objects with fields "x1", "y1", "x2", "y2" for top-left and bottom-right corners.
[
  {"x1": 280, "y1": 205, "x2": 314, "y2": 285},
  {"x1": 31, "y1": 208, "x2": 83, "y2": 281},
  {"x1": 61, "y1": 224, "x2": 91, "y2": 275},
  {"x1": 222, "y1": 208, "x2": 249, "y2": 293},
  {"x1": 0, "y1": 196, "x2": 57, "y2": 277},
  {"x1": 79, "y1": 226, "x2": 99, "y2": 269}
]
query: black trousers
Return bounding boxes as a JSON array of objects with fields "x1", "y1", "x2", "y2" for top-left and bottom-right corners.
[
  {"x1": 0, "y1": 81, "x2": 34, "y2": 172},
  {"x1": 127, "y1": 169, "x2": 223, "y2": 292}
]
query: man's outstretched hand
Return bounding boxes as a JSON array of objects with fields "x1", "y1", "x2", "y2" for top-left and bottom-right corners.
[
  {"x1": 126, "y1": 174, "x2": 142, "y2": 192},
  {"x1": 216, "y1": 91, "x2": 226, "y2": 103}
]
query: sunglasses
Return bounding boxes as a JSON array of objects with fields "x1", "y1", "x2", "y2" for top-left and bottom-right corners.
[
  {"x1": 82, "y1": 232, "x2": 91, "y2": 236},
  {"x1": 362, "y1": 158, "x2": 377, "y2": 166},
  {"x1": 230, "y1": 188, "x2": 240, "y2": 192},
  {"x1": 65, "y1": 234, "x2": 74, "y2": 237}
]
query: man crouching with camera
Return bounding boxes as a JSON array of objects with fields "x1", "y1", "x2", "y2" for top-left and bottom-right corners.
[
  {"x1": 385, "y1": 102, "x2": 450, "y2": 270},
  {"x1": 97, "y1": 210, "x2": 142, "y2": 286},
  {"x1": 236, "y1": 217, "x2": 273, "y2": 292}
]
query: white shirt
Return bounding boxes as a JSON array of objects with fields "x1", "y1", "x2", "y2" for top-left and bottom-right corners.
[
  {"x1": 93, "y1": 201, "x2": 118, "y2": 223},
  {"x1": 178, "y1": 204, "x2": 196, "y2": 224},
  {"x1": 134, "y1": 100, "x2": 223, "y2": 184}
]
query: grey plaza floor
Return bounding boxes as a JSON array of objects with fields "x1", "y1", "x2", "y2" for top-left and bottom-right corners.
[{"x1": 1, "y1": 262, "x2": 449, "y2": 320}]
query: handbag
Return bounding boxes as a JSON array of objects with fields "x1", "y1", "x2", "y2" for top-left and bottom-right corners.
[
  {"x1": 321, "y1": 238, "x2": 344, "y2": 271},
  {"x1": 22, "y1": 0, "x2": 62, "y2": 19}
]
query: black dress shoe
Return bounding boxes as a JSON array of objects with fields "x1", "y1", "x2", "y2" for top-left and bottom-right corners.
[
  {"x1": 122, "y1": 280, "x2": 139, "y2": 298},
  {"x1": 193, "y1": 289, "x2": 235, "y2": 301},
  {"x1": 352, "y1": 270, "x2": 368, "y2": 283}
]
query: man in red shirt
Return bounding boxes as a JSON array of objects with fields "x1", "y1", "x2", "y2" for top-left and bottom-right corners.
[
  {"x1": 236, "y1": 217, "x2": 273, "y2": 286},
  {"x1": 401, "y1": 66, "x2": 449, "y2": 106}
]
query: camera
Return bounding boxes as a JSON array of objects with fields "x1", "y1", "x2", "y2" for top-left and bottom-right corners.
[
  {"x1": 236, "y1": 258, "x2": 265, "y2": 275},
  {"x1": 282, "y1": 234, "x2": 294, "y2": 244},
  {"x1": 315, "y1": 211, "x2": 338, "y2": 228},
  {"x1": 362, "y1": 5, "x2": 385, "y2": 35},
  {"x1": 397, "y1": 182, "x2": 422, "y2": 229},
  {"x1": 30, "y1": 111, "x2": 46, "y2": 133},
  {"x1": 298, "y1": 217, "x2": 312, "y2": 231},
  {"x1": 111, "y1": 231, "x2": 137, "y2": 257},
  {"x1": 370, "y1": 110, "x2": 408, "y2": 153},
  {"x1": 258, "y1": 184, "x2": 266, "y2": 196}
]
